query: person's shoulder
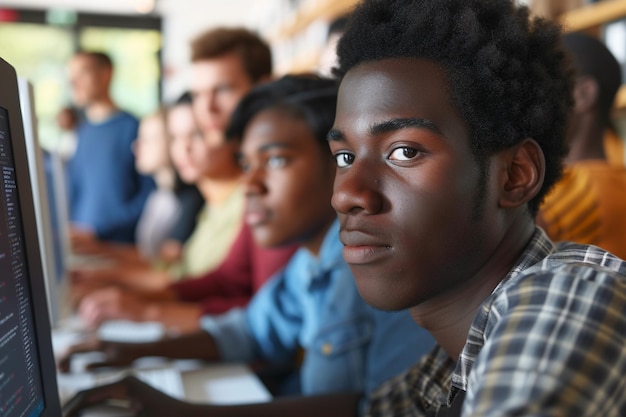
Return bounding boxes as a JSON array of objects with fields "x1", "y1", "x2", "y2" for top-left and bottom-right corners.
[
  {"x1": 107, "y1": 110, "x2": 139, "y2": 130},
  {"x1": 114, "y1": 110, "x2": 139, "y2": 122},
  {"x1": 543, "y1": 242, "x2": 626, "y2": 277},
  {"x1": 494, "y1": 243, "x2": 626, "y2": 310}
]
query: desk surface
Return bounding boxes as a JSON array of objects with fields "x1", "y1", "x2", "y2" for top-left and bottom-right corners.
[{"x1": 52, "y1": 321, "x2": 272, "y2": 407}]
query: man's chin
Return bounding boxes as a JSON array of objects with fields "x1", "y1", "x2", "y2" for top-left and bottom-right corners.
[{"x1": 354, "y1": 277, "x2": 414, "y2": 312}]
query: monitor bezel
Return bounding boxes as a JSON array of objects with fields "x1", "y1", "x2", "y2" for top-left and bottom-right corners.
[
  {"x1": 19, "y1": 77, "x2": 66, "y2": 328},
  {"x1": 0, "y1": 57, "x2": 62, "y2": 416}
]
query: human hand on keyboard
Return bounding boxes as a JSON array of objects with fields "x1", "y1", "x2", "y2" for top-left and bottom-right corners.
[
  {"x1": 57, "y1": 338, "x2": 147, "y2": 373},
  {"x1": 78, "y1": 287, "x2": 153, "y2": 329},
  {"x1": 62, "y1": 375, "x2": 192, "y2": 417}
]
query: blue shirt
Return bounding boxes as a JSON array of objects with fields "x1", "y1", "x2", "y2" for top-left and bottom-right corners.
[
  {"x1": 68, "y1": 111, "x2": 155, "y2": 243},
  {"x1": 201, "y1": 220, "x2": 434, "y2": 400}
]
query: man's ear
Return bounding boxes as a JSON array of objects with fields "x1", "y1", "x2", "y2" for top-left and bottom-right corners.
[
  {"x1": 572, "y1": 76, "x2": 599, "y2": 114},
  {"x1": 498, "y1": 139, "x2": 545, "y2": 209}
]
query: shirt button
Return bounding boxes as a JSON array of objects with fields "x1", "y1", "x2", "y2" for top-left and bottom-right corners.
[{"x1": 321, "y1": 343, "x2": 333, "y2": 355}]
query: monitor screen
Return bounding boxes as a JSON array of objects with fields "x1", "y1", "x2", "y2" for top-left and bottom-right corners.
[{"x1": 0, "y1": 58, "x2": 61, "y2": 417}]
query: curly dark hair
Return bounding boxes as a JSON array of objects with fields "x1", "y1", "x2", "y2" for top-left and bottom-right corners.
[
  {"x1": 225, "y1": 74, "x2": 338, "y2": 149},
  {"x1": 334, "y1": 0, "x2": 575, "y2": 216}
]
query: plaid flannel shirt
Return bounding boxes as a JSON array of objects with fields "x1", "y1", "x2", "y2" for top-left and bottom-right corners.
[{"x1": 366, "y1": 228, "x2": 626, "y2": 417}]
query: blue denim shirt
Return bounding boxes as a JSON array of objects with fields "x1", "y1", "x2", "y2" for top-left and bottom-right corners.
[{"x1": 201, "y1": 220, "x2": 434, "y2": 399}]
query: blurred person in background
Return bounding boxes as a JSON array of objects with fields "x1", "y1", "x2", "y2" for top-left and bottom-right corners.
[
  {"x1": 60, "y1": 75, "x2": 434, "y2": 416},
  {"x1": 537, "y1": 32, "x2": 626, "y2": 258},
  {"x1": 75, "y1": 101, "x2": 203, "y2": 266},
  {"x1": 69, "y1": 29, "x2": 287, "y2": 323},
  {"x1": 72, "y1": 92, "x2": 296, "y2": 334},
  {"x1": 162, "y1": 26, "x2": 274, "y2": 280},
  {"x1": 54, "y1": 105, "x2": 80, "y2": 161},
  {"x1": 66, "y1": 50, "x2": 155, "y2": 246},
  {"x1": 72, "y1": 28, "x2": 272, "y2": 285},
  {"x1": 156, "y1": 93, "x2": 206, "y2": 265}
]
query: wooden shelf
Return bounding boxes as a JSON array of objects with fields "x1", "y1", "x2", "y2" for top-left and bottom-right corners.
[
  {"x1": 274, "y1": 0, "x2": 626, "y2": 98},
  {"x1": 274, "y1": 0, "x2": 626, "y2": 42},
  {"x1": 270, "y1": 0, "x2": 359, "y2": 41},
  {"x1": 561, "y1": 0, "x2": 626, "y2": 32},
  {"x1": 276, "y1": 0, "x2": 626, "y2": 41}
]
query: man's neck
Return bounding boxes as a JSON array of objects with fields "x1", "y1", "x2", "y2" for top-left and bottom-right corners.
[
  {"x1": 85, "y1": 98, "x2": 117, "y2": 123},
  {"x1": 566, "y1": 116, "x2": 607, "y2": 164},
  {"x1": 196, "y1": 176, "x2": 241, "y2": 206},
  {"x1": 410, "y1": 217, "x2": 536, "y2": 360},
  {"x1": 153, "y1": 168, "x2": 176, "y2": 190},
  {"x1": 566, "y1": 133, "x2": 607, "y2": 164}
]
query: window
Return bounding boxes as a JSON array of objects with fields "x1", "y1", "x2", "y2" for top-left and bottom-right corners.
[{"x1": 0, "y1": 8, "x2": 162, "y2": 150}]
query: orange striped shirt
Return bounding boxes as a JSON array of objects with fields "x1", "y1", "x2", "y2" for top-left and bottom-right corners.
[{"x1": 538, "y1": 161, "x2": 626, "y2": 259}]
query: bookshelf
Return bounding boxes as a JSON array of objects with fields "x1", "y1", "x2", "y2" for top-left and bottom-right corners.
[
  {"x1": 265, "y1": 0, "x2": 626, "y2": 107},
  {"x1": 254, "y1": 0, "x2": 359, "y2": 74},
  {"x1": 561, "y1": 0, "x2": 626, "y2": 32}
]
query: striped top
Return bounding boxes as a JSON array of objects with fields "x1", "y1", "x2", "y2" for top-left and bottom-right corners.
[{"x1": 538, "y1": 161, "x2": 626, "y2": 259}]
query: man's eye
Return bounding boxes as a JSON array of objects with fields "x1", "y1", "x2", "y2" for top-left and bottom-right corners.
[
  {"x1": 267, "y1": 156, "x2": 287, "y2": 169},
  {"x1": 216, "y1": 85, "x2": 233, "y2": 94},
  {"x1": 239, "y1": 160, "x2": 250, "y2": 173},
  {"x1": 389, "y1": 147, "x2": 419, "y2": 161},
  {"x1": 335, "y1": 153, "x2": 354, "y2": 168}
]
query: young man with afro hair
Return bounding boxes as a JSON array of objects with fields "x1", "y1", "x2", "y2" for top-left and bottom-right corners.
[
  {"x1": 331, "y1": 0, "x2": 626, "y2": 415},
  {"x1": 62, "y1": 0, "x2": 626, "y2": 416}
]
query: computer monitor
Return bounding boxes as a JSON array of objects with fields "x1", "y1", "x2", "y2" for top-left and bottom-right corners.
[
  {"x1": 18, "y1": 77, "x2": 67, "y2": 327},
  {"x1": 0, "y1": 57, "x2": 62, "y2": 416},
  {"x1": 43, "y1": 146, "x2": 72, "y2": 281}
]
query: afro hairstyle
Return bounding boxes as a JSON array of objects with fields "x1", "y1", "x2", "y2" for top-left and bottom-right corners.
[{"x1": 334, "y1": 0, "x2": 575, "y2": 216}]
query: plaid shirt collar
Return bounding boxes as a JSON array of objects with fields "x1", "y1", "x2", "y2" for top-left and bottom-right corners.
[
  {"x1": 417, "y1": 227, "x2": 556, "y2": 410},
  {"x1": 451, "y1": 227, "x2": 555, "y2": 396},
  {"x1": 452, "y1": 227, "x2": 555, "y2": 392}
]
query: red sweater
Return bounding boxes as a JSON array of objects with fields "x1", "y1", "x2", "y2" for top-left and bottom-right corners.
[{"x1": 169, "y1": 224, "x2": 298, "y2": 315}]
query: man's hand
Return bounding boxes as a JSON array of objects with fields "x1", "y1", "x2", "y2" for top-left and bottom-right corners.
[
  {"x1": 62, "y1": 375, "x2": 195, "y2": 417},
  {"x1": 79, "y1": 287, "x2": 153, "y2": 329},
  {"x1": 57, "y1": 338, "x2": 148, "y2": 373},
  {"x1": 158, "y1": 240, "x2": 183, "y2": 264},
  {"x1": 69, "y1": 226, "x2": 99, "y2": 254}
]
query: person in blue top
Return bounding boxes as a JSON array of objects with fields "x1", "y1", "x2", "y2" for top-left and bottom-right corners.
[
  {"x1": 59, "y1": 74, "x2": 434, "y2": 416},
  {"x1": 66, "y1": 50, "x2": 155, "y2": 244}
]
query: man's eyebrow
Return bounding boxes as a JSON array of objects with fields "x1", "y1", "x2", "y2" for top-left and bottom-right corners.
[
  {"x1": 238, "y1": 142, "x2": 295, "y2": 159},
  {"x1": 327, "y1": 118, "x2": 441, "y2": 142},
  {"x1": 327, "y1": 128, "x2": 344, "y2": 142},
  {"x1": 257, "y1": 142, "x2": 294, "y2": 152},
  {"x1": 370, "y1": 118, "x2": 441, "y2": 136},
  {"x1": 237, "y1": 142, "x2": 293, "y2": 166}
]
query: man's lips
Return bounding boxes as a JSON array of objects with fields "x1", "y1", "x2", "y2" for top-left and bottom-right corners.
[
  {"x1": 340, "y1": 230, "x2": 392, "y2": 265},
  {"x1": 245, "y1": 209, "x2": 270, "y2": 227}
]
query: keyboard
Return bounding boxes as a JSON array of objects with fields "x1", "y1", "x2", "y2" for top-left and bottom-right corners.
[
  {"x1": 92, "y1": 367, "x2": 185, "y2": 399},
  {"x1": 134, "y1": 367, "x2": 185, "y2": 399}
]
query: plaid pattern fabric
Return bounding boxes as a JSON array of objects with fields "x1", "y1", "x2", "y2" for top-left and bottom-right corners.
[{"x1": 366, "y1": 228, "x2": 626, "y2": 417}]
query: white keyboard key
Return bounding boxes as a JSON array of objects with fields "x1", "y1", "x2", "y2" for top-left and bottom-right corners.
[{"x1": 134, "y1": 368, "x2": 185, "y2": 399}]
